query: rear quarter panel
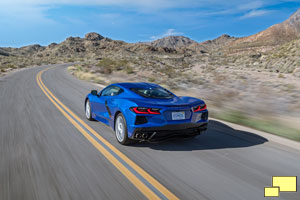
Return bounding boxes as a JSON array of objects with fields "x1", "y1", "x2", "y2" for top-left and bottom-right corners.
[{"x1": 109, "y1": 98, "x2": 138, "y2": 131}]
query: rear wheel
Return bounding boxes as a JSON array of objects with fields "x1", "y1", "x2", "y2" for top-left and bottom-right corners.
[
  {"x1": 85, "y1": 99, "x2": 94, "y2": 121},
  {"x1": 115, "y1": 113, "x2": 134, "y2": 145}
]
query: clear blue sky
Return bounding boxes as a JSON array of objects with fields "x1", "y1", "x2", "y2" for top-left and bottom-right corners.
[{"x1": 0, "y1": 0, "x2": 299, "y2": 47}]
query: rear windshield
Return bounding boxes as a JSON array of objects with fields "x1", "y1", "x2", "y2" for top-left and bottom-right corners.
[{"x1": 130, "y1": 87, "x2": 174, "y2": 99}]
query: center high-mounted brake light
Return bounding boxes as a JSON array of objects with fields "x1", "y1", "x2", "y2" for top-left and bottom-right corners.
[
  {"x1": 192, "y1": 104, "x2": 207, "y2": 112},
  {"x1": 130, "y1": 107, "x2": 161, "y2": 114}
]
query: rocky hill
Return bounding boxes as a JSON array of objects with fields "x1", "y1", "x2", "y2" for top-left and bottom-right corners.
[
  {"x1": 147, "y1": 36, "x2": 197, "y2": 48},
  {"x1": 233, "y1": 8, "x2": 300, "y2": 47},
  {"x1": 199, "y1": 34, "x2": 237, "y2": 50},
  {"x1": 147, "y1": 34, "x2": 237, "y2": 52}
]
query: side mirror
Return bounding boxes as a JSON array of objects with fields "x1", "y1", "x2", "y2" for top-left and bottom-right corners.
[{"x1": 91, "y1": 90, "x2": 98, "y2": 96}]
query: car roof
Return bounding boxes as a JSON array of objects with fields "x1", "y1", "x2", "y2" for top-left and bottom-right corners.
[{"x1": 112, "y1": 82, "x2": 160, "y2": 89}]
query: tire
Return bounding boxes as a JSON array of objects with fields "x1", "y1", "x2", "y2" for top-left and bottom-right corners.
[
  {"x1": 114, "y1": 113, "x2": 135, "y2": 145},
  {"x1": 85, "y1": 99, "x2": 94, "y2": 121}
]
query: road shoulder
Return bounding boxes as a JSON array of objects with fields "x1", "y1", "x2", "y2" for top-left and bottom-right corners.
[{"x1": 211, "y1": 118, "x2": 300, "y2": 151}]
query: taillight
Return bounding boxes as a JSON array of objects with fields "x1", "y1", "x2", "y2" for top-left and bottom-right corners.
[
  {"x1": 192, "y1": 104, "x2": 207, "y2": 112},
  {"x1": 147, "y1": 108, "x2": 160, "y2": 114},
  {"x1": 130, "y1": 107, "x2": 160, "y2": 114}
]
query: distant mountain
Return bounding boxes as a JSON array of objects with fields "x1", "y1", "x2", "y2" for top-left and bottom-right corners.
[
  {"x1": 233, "y1": 8, "x2": 300, "y2": 46},
  {"x1": 199, "y1": 34, "x2": 237, "y2": 50},
  {"x1": 1, "y1": 32, "x2": 182, "y2": 59},
  {"x1": 147, "y1": 36, "x2": 197, "y2": 48},
  {"x1": 146, "y1": 34, "x2": 237, "y2": 52}
]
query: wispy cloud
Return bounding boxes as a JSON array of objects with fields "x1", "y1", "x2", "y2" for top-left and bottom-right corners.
[
  {"x1": 0, "y1": 0, "x2": 197, "y2": 24},
  {"x1": 240, "y1": 9, "x2": 273, "y2": 19},
  {"x1": 150, "y1": 29, "x2": 183, "y2": 40},
  {"x1": 0, "y1": 0, "x2": 284, "y2": 22},
  {"x1": 0, "y1": 5, "x2": 56, "y2": 28},
  {"x1": 0, "y1": 0, "x2": 197, "y2": 12},
  {"x1": 238, "y1": 1, "x2": 264, "y2": 11}
]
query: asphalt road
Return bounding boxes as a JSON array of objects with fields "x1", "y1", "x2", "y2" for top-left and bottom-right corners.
[{"x1": 0, "y1": 64, "x2": 299, "y2": 200}]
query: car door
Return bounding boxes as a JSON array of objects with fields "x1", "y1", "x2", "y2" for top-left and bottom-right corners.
[
  {"x1": 94, "y1": 86, "x2": 123, "y2": 123},
  {"x1": 89, "y1": 91, "x2": 105, "y2": 122}
]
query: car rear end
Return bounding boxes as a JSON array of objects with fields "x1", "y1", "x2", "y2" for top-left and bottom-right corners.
[{"x1": 127, "y1": 103, "x2": 208, "y2": 142}]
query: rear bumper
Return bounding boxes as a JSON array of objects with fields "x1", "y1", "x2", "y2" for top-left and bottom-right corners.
[{"x1": 132, "y1": 122, "x2": 208, "y2": 142}]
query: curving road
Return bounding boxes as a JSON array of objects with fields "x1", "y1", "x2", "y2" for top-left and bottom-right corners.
[{"x1": 0, "y1": 64, "x2": 299, "y2": 200}]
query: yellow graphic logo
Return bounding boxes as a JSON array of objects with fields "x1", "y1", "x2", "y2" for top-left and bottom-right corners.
[{"x1": 264, "y1": 176, "x2": 297, "y2": 197}]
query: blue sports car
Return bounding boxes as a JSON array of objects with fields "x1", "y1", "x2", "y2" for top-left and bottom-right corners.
[{"x1": 85, "y1": 82, "x2": 208, "y2": 145}]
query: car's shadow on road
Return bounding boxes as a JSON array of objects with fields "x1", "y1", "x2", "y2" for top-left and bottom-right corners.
[{"x1": 132, "y1": 120, "x2": 268, "y2": 151}]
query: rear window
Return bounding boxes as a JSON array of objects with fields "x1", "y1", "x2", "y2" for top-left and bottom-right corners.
[{"x1": 130, "y1": 87, "x2": 174, "y2": 99}]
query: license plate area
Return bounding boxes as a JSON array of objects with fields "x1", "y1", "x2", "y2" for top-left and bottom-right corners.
[{"x1": 172, "y1": 111, "x2": 185, "y2": 120}]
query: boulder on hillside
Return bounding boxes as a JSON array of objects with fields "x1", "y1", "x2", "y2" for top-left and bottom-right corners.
[
  {"x1": 0, "y1": 49, "x2": 9, "y2": 56},
  {"x1": 48, "y1": 43, "x2": 57, "y2": 48},
  {"x1": 85, "y1": 32, "x2": 104, "y2": 41},
  {"x1": 20, "y1": 44, "x2": 45, "y2": 52},
  {"x1": 66, "y1": 37, "x2": 81, "y2": 41}
]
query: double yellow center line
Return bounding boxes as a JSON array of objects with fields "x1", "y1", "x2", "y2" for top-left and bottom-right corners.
[{"x1": 36, "y1": 67, "x2": 179, "y2": 200}]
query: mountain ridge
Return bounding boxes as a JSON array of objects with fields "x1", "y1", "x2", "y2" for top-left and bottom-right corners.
[
  {"x1": 1, "y1": 8, "x2": 300, "y2": 77},
  {"x1": 232, "y1": 8, "x2": 300, "y2": 46},
  {"x1": 145, "y1": 36, "x2": 198, "y2": 48},
  {"x1": 1, "y1": 8, "x2": 300, "y2": 51}
]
